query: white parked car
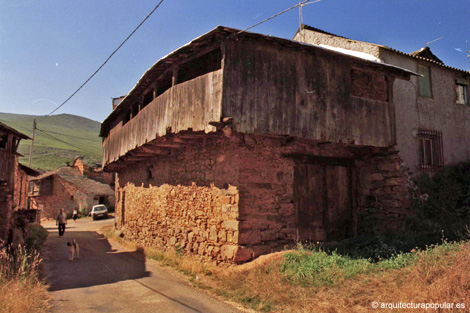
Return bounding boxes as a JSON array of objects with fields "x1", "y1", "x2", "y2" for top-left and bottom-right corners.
[{"x1": 90, "y1": 205, "x2": 108, "y2": 220}]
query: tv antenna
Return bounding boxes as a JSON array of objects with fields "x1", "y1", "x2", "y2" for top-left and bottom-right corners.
[
  {"x1": 425, "y1": 36, "x2": 444, "y2": 47},
  {"x1": 299, "y1": 0, "x2": 323, "y2": 40},
  {"x1": 467, "y1": 40, "x2": 470, "y2": 72}
]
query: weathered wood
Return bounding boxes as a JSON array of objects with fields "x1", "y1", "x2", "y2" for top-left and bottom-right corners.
[
  {"x1": 294, "y1": 162, "x2": 354, "y2": 242},
  {"x1": 102, "y1": 70, "x2": 223, "y2": 166},
  {"x1": 222, "y1": 38, "x2": 394, "y2": 147}
]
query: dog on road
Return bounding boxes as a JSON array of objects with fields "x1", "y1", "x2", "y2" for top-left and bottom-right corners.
[{"x1": 67, "y1": 239, "x2": 80, "y2": 261}]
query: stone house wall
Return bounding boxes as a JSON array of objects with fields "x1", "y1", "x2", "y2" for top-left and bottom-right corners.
[
  {"x1": 295, "y1": 26, "x2": 470, "y2": 175},
  {"x1": 115, "y1": 132, "x2": 412, "y2": 263},
  {"x1": 30, "y1": 177, "x2": 91, "y2": 219}
]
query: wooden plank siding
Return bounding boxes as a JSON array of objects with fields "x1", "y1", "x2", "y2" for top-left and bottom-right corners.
[
  {"x1": 0, "y1": 134, "x2": 16, "y2": 185},
  {"x1": 221, "y1": 38, "x2": 395, "y2": 147},
  {"x1": 102, "y1": 69, "x2": 223, "y2": 165}
]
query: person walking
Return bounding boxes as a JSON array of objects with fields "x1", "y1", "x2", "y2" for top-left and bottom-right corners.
[
  {"x1": 72, "y1": 208, "x2": 78, "y2": 223},
  {"x1": 56, "y1": 209, "x2": 67, "y2": 237}
]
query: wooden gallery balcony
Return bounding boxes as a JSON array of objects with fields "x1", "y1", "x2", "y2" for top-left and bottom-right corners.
[
  {"x1": 101, "y1": 27, "x2": 415, "y2": 172},
  {"x1": 101, "y1": 50, "x2": 224, "y2": 171}
]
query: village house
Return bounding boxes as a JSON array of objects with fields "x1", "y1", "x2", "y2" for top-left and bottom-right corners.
[
  {"x1": 100, "y1": 26, "x2": 421, "y2": 263},
  {"x1": 294, "y1": 25, "x2": 470, "y2": 175},
  {"x1": 72, "y1": 157, "x2": 115, "y2": 188},
  {"x1": 29, "y1": 165, "x2": 115, "y2": 219},
  {"x1": 0, "y1": 122, "x2": 38, "y2": 243}
]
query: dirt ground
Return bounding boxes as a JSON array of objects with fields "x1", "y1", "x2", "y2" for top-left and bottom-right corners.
[{"x1": 42, "y1": 216, "x2": 242, "y2": 313}]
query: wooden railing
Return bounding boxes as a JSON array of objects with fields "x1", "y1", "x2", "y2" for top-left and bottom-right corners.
[{"x1": 103, "y1": 69, "x2": 223, "y2": 166}]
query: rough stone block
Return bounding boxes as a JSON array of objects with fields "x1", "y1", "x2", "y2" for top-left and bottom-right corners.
[
  {"x1": 260, "y1": 229, "x2": 277, "y2": 242},
  {"x1": 238, "y1": 230, "x2": 261, "y2": 245},
  {"x1": 234, "y1": 246, "x2": 253, "y2": 262},
  {"x1": 252, "y1": 245, "x2": 273, "y2": 258},
  {"x1": 221, "y1": 220, "x2": 239, "y2": 231},
  {"x1": 221, "y1": 245, "x2": 237, "y2": 260},
  {"x1": 209, "y1": 225, "x2": 218, "y2": 242}
]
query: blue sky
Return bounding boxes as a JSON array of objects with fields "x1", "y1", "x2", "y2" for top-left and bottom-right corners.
[{"x1": 0, "y1": 0, "x2": 469, "y2": 123}]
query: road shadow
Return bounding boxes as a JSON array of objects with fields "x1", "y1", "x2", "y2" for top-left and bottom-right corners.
[{"x1": 44, "y1": 230, "x2": 150, "y2": 291}]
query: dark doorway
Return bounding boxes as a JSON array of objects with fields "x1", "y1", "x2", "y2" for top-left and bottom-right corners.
[{"x1": 294, "y1": 159, "x2": 354, "y2": 242}]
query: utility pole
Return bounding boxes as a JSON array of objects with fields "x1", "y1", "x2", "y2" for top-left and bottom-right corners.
[{"x1": 28, "y1": 118, "x2": 36, "y2": 167}]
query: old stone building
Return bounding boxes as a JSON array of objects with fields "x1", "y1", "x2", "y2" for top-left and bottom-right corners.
[
  {"x1": 0, "y1": 122, "x2": 33, "y2": 242},
  {"x1": 29, "y1": 166, "x2": 115, "y2": 218},
  {"x1": 294, "y1": 25, "x2": 470, "y2": 175},
  {"x1": 72, "y1": 157, "x2": 115, "y2": 188},
  {"x1": 101, "y1": 26, "x2": 418, "y2": 263}
]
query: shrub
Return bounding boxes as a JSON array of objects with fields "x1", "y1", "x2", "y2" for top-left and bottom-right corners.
[{"x1": 25, "y1": 224, "x2": 48, "y2": 252}]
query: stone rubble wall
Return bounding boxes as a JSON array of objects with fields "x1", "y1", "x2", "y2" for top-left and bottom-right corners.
[
  {"x1": 30, "y1": 177, "x2": 91, "y2": 219},
  {"x1": 356, "y1": 151, "x2": 412, "y2": 233},
  {"x1": 119, "y1": 182, "x2": 249, "y2": 262},
  {"x1": 114, "y1": 133, "x2": 412, "y2": 263}
]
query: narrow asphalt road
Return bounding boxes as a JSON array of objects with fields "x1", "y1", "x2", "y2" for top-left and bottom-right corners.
[{"x1": 42, "y1": 217, "x2": 242, "y2": 313}]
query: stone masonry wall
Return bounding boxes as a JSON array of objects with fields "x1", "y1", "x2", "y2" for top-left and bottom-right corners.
[
  {"x1": 356, "y1": 150, "x2": 411, "y2": 233},
  {"x1": 119, "y1": 183, "x2": 248, "y2": 262},
  {"x1": 115, "y1": 133, "x2": 412, "y2": 263},
  {"x1": 31, "y1": 177, "x2": 91, "y2": 219}
]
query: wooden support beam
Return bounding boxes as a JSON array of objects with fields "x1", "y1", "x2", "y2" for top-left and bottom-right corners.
[
  {"x1": 139, "y1": 145, "x2": 171, "y2": 155},
  {"x1": 121, "y1": 155, "x2": 149, "y2": 162},
  {"x1": 150, "y1": 142, "x2": 184, "y2": 149}
]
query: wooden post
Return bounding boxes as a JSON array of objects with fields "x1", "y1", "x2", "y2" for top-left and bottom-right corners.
[{"x1": 28, "y1": 118, "x2": 36, "y2": 167}]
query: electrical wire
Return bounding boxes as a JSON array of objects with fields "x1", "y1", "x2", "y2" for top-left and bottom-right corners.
[
  {"x1": 36, "y1": 128, "x2": 97, "y2": 142},
  {"x1": 236, "y1": 0, "x2": 322, "y2": 35},
  {"x1": 35, "y1": 129, "x2": 98, "y2": 154},
  {"x1": 37, "y1": 0, "x2": 166, "y2": 121}
]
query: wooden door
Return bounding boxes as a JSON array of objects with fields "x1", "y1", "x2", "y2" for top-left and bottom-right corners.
[
  {"x1": 294, "y1": 163, "x2": 353, "y2": 242},
  {"x1": 325, "y1": 166, "x2": 352, "y2": 241},
  {"x1": 294, "y1": 164, "x2": 326, "y2": 241}
]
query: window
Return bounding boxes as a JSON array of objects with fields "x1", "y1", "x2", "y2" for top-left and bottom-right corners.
[
  {"x1": 418, "y1": 65, "x2": 433, "y2": 98},
  {"x1": 418, "y1": 129, "x2": 443, "y2": 170},
  {"x1": 0, "y1": 132, "x2": 8, "y2": 150},
  {"x1": 456, "y1": 78, "x2": 468, "y2": 105}
]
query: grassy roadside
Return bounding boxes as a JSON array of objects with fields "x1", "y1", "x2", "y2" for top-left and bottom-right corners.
[
  {"x1": 102, "y1": 226, "x2": 470, "y2": 313},
  {"x1": 0, "y1": 224, "x2": 50, "y2": 313}
]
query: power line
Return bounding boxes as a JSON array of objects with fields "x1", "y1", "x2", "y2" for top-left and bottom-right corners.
[
  {"x1": 35, "y1": 129, "x2": 98, "y2": 154},
  {"x1": 38, "y1": 0, "x2": 166, "y2": 121},
  {"x1": 36, "y1": 128, "x2": 97, "y2": 142}
]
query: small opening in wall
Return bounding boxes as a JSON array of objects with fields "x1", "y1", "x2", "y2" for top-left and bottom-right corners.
[
  {"x1": 223, "y1": 183, "x2": 229, "y2": 190},
  {"x1": 147, "y1": 167, "x2": 153, "y2": 180},
  {"x1": 70, "y1": 195, "x2": 74, "y2": 200},
  {"x1": 366, "y1": 195, "x2": 377, "y2": 206}
]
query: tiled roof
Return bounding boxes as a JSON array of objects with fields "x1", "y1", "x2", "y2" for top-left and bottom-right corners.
[
  {"x1": 409, "y1": 47, "x2": 444, "y2": 64},
  {"x1": 30, "y1": 166, "x2": 114, "y2": 196},
  {"x1": 300, "y1": 24, "x2": 470, "y2": 75}
]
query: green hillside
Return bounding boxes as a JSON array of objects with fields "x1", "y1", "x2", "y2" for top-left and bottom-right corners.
[{"x1": 0, "y1": 113, "x2": 102, "y2": 171}]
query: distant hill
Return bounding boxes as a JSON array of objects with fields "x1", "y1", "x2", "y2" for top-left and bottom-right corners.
[{"x1": 0, "y1": 113, "x2": 102, "y2": 171}]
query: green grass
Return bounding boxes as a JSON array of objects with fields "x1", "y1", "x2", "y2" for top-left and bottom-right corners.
[
  {"x1": 280, "y1": 240, "x2": 462, "y2": 288},
  {"x1": 0, "y1": 112, "x2": 102, "y2": 170}
]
